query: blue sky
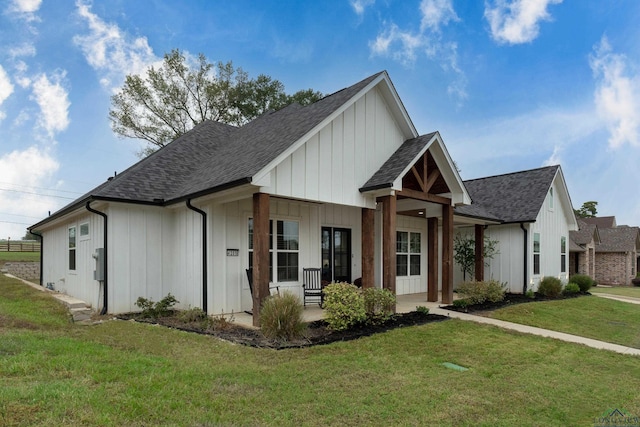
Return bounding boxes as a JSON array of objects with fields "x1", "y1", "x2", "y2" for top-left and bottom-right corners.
[{"x1": 1, "y1": 0, "x2": 640, "y2": 239}]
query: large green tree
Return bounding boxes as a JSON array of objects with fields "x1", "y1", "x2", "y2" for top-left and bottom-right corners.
[
  {"x1": 574, "y1": 201, "x2": 598, "y2": 218},
  {"x1": 109, "y1": 49, "x2": 323, "y2": 155}
]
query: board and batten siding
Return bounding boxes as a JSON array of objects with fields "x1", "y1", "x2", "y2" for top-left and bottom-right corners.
[
  {"x1": 41, "y1": 213, "x2": 103, "y2": 310},
  {"x1": 268, "y1": 87, "x2": 405, "y2": 207},
  {"x1": 108, "y1": 204, "x2": 181, "y2": 314},
  {"x1": 529, "y1": 179, "x2": 571, "y2": 288}
]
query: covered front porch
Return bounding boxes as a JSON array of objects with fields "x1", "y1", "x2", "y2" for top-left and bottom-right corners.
[{"x1": 234, "y1": 291, "x2": 460, "y2": 327}]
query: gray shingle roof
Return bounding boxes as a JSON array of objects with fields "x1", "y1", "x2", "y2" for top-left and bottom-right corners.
[
  {"x1": 596, "y1": 226, "x2": 640, "y2": 253},
  {"x1": 581, "y1": 216, "x2": 616, "y2": 229},
  {"x1": 569, "y1": 219, "x2": 598, "y2": 250},
  {"x1": 455, "y1": 165, "x2": 559, "y2": 223},
  {"x1": 31, "y1": 72, "x2": 385, "y2": 229},
  {"x1": 360, "y1": 133, "x2": 436, "y2": 192}
]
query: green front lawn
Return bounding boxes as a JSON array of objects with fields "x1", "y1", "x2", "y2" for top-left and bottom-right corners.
[
  {"x1": 1, "y1": 275, "x2": 639, "y2": 426},
  {"x1": 590, "y1": 286, "x2": 640, "y2": 298},
  {"x1": 488, "y1": 295, "x2": 640, "y2": 349},
  {"x1": 0, "y1": 251, "x2": 40, "y2": 264}
]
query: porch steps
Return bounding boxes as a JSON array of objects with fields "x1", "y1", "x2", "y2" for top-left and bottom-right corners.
[{"x1": 47, "y1": 291, "x2": 95, "y2": 323}]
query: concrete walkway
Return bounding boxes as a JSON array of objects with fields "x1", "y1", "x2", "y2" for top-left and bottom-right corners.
[
  {"x1": 592, "y1": 292, "x2": 640, "y2": 305},
  {"x1": 429, "y1": 306, "x2": 640, "y2": 356}
]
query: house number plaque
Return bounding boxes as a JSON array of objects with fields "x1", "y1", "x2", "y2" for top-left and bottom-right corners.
[{"x1": 226, "y1": 249, "x2": 239, "y2": 257}]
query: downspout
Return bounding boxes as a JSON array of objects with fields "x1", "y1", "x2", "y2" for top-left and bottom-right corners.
[
  {"x1": 520, "y1": 223, "x2": 528, "y2": 294},
  {"x1": 30, "y1": 230, "x2": 43, "y2": 287},
  {"x1": 86, "y1": 202, "x2": 108, "y2": 315},
  {"x1": 186, "y1": 199, "x2": 207, "y2": 313}
]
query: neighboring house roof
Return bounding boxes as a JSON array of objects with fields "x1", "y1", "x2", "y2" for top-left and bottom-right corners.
[
  {"x1": 569, "y1": 220, "x2": 600, "y2": 252},
  {"x1": 595, "y1": 226, "x2": 640, "y2": 253},
  {"x1": 581, "y1": 216, "x2": 616, "y2": 229},
  {"x1": 455, "y1": 165, "x2": 562, "y2": 224}
]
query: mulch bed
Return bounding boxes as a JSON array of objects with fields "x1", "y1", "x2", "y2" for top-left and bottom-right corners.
[
  {"x1": 116, "y1": 293, "x2": 590, "y2": 349},
  {"x1": 440, "y1": 292, "x2": 589, "y2": 314},
  {"x1": 117, "y1": 311, "x2": 449, "y2": 350}
]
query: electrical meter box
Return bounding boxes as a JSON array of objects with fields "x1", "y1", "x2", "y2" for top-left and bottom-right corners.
[{"x1": 93, "y1": 248, "x2": 105, "y2": 281}]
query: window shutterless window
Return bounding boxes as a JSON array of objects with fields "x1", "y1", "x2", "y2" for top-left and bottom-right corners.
[
  {"x1": 533, "y1": 233, "x2": 540, "y2": 275},
  {"x1": 68, "y1": 226, "x2": 76, "y2": 271},
  {"x1": 248, "y1": 218, "x2": 299, "y2": 282},
  {"x1": 560, "y1": 236, "x2": 566, "y2": 273},
  {"x1": 396, "y1": 231, "x2": 421, "y2": 277}
]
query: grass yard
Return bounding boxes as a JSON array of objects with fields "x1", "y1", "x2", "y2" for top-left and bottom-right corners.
[
  {"x1": 0, "y1": 251, "x2": 40, "y2": 264},
  {"x1": 590, "y1": 286, "x2": 640, "y2": 298},
  {"x1": 1, "y1": 275, "x2": 639, "y2": 426},
  {"x1": 488, "y1": 295, "x2": 640, "y2": 349}
]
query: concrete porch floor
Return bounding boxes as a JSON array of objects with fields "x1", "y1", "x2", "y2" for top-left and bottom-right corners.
[{"x1": 232, "y1": 292, "x2": 457, "y2": 328}]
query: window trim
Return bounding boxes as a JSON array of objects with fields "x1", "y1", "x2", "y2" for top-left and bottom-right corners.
[
  {"x1": 79, "y1": 222, "x2": 90, "y2": 241},
  {"x1": 68, "y1": 225, "x2": 77, "y2": 272},
  {"x1": 560, "y1": 236, "x2": 566, "y2": 273},
  {"x1": 396, "y1": 230, "x2": 421, "y2": 277},
  {"x1": 533, "y1": 232, "x2": 541, "y2": 275},
  {"x1": 248, "y1": 217, "x2": 299, "y2": 283}
]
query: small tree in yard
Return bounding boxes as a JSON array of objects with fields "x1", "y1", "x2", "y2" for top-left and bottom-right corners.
[{"x1": 453, "y1": 233, "x2": 499, "y2": 281}]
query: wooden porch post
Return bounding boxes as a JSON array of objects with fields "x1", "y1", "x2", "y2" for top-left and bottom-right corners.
[
  {"x1": 475, "y1": 224, "x2": 484, "y2": 282},
  {"x1": 381, "y1": 195, "x2": 397, "y2": 299},
  {"x1": 361, "y1": 208, "x2": 375, "y2": 289},
  {"x1": 441, "y1": 203, "x2": 454, "y2": 304},
  {"x1": 252, "y1": 192, "x2": 270, "y2": 327},
  {"x1": 427, "y1": 217, "x2": 439, "y2": 302}
]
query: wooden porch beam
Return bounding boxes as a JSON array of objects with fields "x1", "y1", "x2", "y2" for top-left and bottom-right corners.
[
  {"x1": 381, "y1": 195, "x2": 397, "y2": 303},
  {"x1": 427, "y1": 217, "x2": 439, "y2": 302},
  {"x1": 411, "y1": 166, "x2": 426, "y2": 192},
  {"x1": 252, "y1": 192, "x2": 270, "y2": 327},
  {"x1": 397, "y1": 188, "x2": 451, "y2": 205},
  {"x1": 361, "y1": 208, "x2": 375, "y2": 289},
  {"x1": 441, "y1": 203, "x2": 454, "y2": 304},
  {"x1": 424, "y1": 169, "x2": 441, "y2": 193},
  {"x1": 475, "y1": 224, "x2": 484, "y2": 281}
]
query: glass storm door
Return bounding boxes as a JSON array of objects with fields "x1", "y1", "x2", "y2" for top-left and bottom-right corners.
[{"x1": 321, "y1": 227, "x2": 352, "y2": 283}]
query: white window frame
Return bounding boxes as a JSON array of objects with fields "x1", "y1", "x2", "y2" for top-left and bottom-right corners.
[
  {"x1": 79, "y1": 222, "x2": 90, "y2": 241},
  {"x1": 68, "y1": 225, "x2": 77, "y2": 272},
  {"x1": 533, "y1": 232, "x2": 541, "y2": 275},
  {"x1": 248, "y1": 218, "x2": 300, "y2": 283},
  {"x1": 396, "y1": 231, "x2": 421, "y2": 277}
]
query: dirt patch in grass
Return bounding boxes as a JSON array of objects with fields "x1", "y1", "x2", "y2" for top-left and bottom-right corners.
[{"x1": 117, "y1": 311, "x2": 449, "y2": 350}]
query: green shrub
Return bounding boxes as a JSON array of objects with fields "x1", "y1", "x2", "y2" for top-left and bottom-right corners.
[
  {"x1": 209, "y1": 312, "x2": 235, "y2": 331},
  {"x1": 362, "y1": 287, "x2": 396, "y2": 324},
  {"x1": 179, "y1": 307, "x2": 208, "y2": 323},
  {"x1": 323, "y1": 282, "x2": 366, "y2": 331},
  {"x1": 537, "y1": 277, "x2": 563, "y2": 298},
  {"x1": 563, "y1": 282, "x2": 580, "y2": 295},
  {"x1": 525, "y1": 288, "x2": 535, "y2": 299},
  {"x1": 570, "y1": 274, "x2": 594, "y2": 293},
  {"x1": 260, "y1": 292, "x2": 306, "y2": 341},
  {"x1": 135, "y1": 293, "x2": 179, "y2": 318},
  {"x1": 456, "y1": 280, "x2": 506, "y2": 305},
  {"x1": 452, "y1": 299, "x2": 469, "y2": 309},
  {"x1": 415, "y1": 306, "x2": 430, "y2": 315}
]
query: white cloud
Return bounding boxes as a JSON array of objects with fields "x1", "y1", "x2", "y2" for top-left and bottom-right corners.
[
  {"x1": 0, "y1": 146, "x2": 60, "y2": 240},
  {"x1": 369, "y1": 1, "x2": 465, "y2": 102},
  {"x1": 10, "y1": 0, "x2": 42, "y2": 13},
  {"x1": 30, "y1": 72, "x2": 70, "y2": 137},
  {"x1": 484, "y1": 0, "x2": 562, "y2": 45},
  {"x1": 7, "y1": 0, "x2": 42, "y2": 23},
  {"x1": 351, "y1": 0, "x2": 375, "y2": 16},
  {"x1": 420, "y1": 0, "x2": 459, "y2": 32},
  {"x1": 589, "y1": 36, "x2": 640, "y2": 148},
  {"x1": 9, "y1": 42, "x2": 36, "y2": 58},
  {"x1": 73, "y1": 0, "x2": 159, "y2": 91},
  {"x1": 0, "y1": 65, "x2": 15, "y2": 121}
]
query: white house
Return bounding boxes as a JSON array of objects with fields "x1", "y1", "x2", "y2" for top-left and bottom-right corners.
[
  {"x1": 30, "y1": 71, "x2": 481, "y2": 325},
  {"x1": 29, "y1": 72, "x2": 579, "y2": 325},
  {"x1": 454, "y1": 166, "x2": 579, "y2": 293}
]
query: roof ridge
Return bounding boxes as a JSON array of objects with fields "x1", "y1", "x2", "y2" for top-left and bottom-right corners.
[{"x1": 464, "y1": 164, "x2": 558, "y2": 183}]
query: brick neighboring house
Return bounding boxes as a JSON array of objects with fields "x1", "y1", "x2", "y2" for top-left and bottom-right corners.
[
  {"x1": 569, "y1": 219, "x2": 600, "y2": 277},
  {"x1": 579, "y1": 217, "x2": 640, "y2": 286}
]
